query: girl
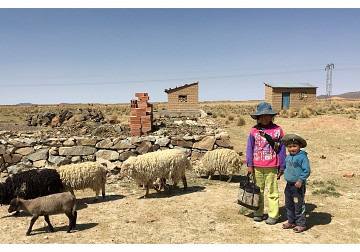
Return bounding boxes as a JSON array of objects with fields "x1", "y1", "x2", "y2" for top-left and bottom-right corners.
[{"x1": 246, "y1": 102, "x2": 286, "y2": 224}]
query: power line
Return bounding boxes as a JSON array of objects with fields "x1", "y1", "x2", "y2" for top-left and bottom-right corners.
[{"x1": 0, "y1": 68, "x2": 324, "y2": 88}]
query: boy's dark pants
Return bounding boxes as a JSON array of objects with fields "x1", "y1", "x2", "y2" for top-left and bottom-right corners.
[{"x1": 284, "y1": 182, "x2": 306, "y2": 227}]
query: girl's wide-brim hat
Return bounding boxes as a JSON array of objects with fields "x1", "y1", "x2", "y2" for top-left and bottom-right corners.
[
  {"x1": 281, "y1": 133, "x2": 307, "y2": 148},
  {"x1": 250, "y1": 102, "x2": 278, "y2": 119}
]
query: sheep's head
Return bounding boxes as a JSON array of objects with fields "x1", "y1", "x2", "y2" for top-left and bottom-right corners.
[
  {"x1": 192, "y1": 161, "x2": 210, "y2": 178},
  {"x1": 8, "y1": 198, "x2": 21, "y2": 213},
  {"x1": 119, "y1": 156, "x2": 136, "y2": 179}
]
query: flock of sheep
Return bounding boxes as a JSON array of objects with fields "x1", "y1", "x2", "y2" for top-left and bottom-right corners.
[{"x1": 0, "y1": 148, "x2": 243, "y2": 236}]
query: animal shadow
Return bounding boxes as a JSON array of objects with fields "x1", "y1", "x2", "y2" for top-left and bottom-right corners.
[
  {"x1": 1, "y1": 211, "x2": 32, "y2": 218},
  {"x1": 198, "y1": 174, "x2": 247, "y2": 183},
  {"x1": 76, "y1": 194, "x2": 124, "y2": 210},
  {"x1": 138, "y1": 185, "x2": 206, "y2": 199},
  {"x1": 29, "y1": 222, "x2": 98, "y2": 235}
]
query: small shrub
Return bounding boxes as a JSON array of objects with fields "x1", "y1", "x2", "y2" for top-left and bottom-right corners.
[
  {"x1": 299, "y1": 106, "x2": 315, "y2": 118},
  {"x1": 327, "y1": 180, "x2": 338, "y2": 186},
  {"x1": 312, "y1": 189, "x2": 341, "y2": 197},
  {"x1": 227, "y1": 114, "x2": 235, "y2": 121},
  {"x1": 311, "y1": 180, "x2": 341, "y2": 197},
  {"x1": 288, "y1": 108, "x2": 297, "y2": 118},
  {"x1": 349, "y1": 113, "x2": 357, "y2": 119},
  {"x1": 312, "y1": 180, "x2": 325, "y2": 186},
  {"x1": 236, "y1": 116, "x2": 246, "y2": 126},
  {"x1": 279, "y1": 109, "x2": 288, "y2": 118}
]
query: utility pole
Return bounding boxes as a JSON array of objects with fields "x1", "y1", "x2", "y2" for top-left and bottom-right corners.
[{"x1": 325, "y1": 63, "x2": 334, "y2": 98}]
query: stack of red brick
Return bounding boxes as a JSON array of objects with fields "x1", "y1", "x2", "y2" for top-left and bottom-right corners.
[{"x1": 130, "y1": 93, "x2": 153, "y2": 136}]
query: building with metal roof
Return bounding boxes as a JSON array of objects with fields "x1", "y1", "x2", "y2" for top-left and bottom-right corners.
[{"x1": 264, "y1": 82, "x2": 318, "y2": 111}]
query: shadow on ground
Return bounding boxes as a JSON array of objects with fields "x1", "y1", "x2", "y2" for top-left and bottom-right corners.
[
  {"x1": 28, "y1": 222, "x2": 99, "y2": 236},
  {"x1": 137, "y1": 185, "x2": 206, "y2": 199},
  {"x1": 197, "y1": 174, "x2": 247, "y2": 183},
  {"x1": 1, "y1": 210, "x2": 32, "y2": 218},
  {"x1": 242, "y1": 203, "x2": 332, "y2": 230},
  {"x1": 76, "y1": 194, "x2": 125, "y2": 210}
]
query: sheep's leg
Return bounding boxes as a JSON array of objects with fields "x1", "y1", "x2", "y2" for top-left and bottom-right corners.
[
  {"x1": 159, "y1": 178, "x2": 166, "y2": 191},
  {"x1": 73, "y1": 211, "x2": 77, "y2": 228},
  {"x1": 226, "y1": 174, "x2": 233, "y2": 183},
  {"x1": 164, "y1": 183, "x2": 172, "y2": 194},
  {"x1": 144, "y1": 183, "x2": 150, "y2": 198},
  {"x1": 153, "y1": 185, "x2": 162, "y2": 193},
  {"x1": 65, "y1": 213, "x2": 75, "y2": 232},
  {"x1": 101, "y1": 182, "x2": 106, "y2": 198},
  {"x1": 26, "y1": 216, "x2": 39, "y2": 236},
  {"x1": 68, "y1": 188, "x2": 75, "y2": 196},
  {"x1": 182, "y1": 176, "x2": 187, "y2": 190},
  {"x1": 93, "y1": 188, "x2": 100, "y2": 203},
  {"x1": 44, "y1": 215, "x2": 55, "y2": 233}
]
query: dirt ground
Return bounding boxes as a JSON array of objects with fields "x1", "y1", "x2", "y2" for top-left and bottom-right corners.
[{"x1": 1, "y1": 113, "x2": 360, "y2": 248}]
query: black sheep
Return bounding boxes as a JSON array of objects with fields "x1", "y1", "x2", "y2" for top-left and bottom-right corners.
[{"x1": 0, "y1": 168, "x2": 63, "y2": 206}]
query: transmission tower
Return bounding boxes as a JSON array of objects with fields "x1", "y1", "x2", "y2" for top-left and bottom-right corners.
[{"x1": 325, "y1": 63, "x2": 334, "y2": 98}]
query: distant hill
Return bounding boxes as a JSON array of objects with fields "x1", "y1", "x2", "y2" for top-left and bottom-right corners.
[
  {"x1": 317, "y1": 91, "x2": 360, "y2": 99},
  {"x1": 16, "y1": 103, "x2": 36, "y2": 106}
]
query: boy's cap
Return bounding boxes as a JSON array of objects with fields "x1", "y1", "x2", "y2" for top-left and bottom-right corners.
[
  {"x1": 281, "y1": 133, "x2": 307, "y2": 148},
  {"x1": 250, "y1": 102, "x2": 278, "y2": 119}
]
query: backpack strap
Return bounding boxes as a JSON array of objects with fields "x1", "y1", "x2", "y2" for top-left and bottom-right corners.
[{"x1": 253, "y1": 124, "x2": 280, "y2": 153}]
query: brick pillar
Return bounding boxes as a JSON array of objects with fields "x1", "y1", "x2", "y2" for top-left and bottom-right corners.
[{"x1": 130, "y1": 93, "x2": 153, "y2": 136}]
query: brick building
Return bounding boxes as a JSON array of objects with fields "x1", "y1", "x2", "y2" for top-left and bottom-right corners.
[
  {"x1": 264, "y1": 83, "x2": 317, "y2": 111},
  {"x1": 163, "y1": 82, "x2": 200, "y2": 117},
  {"x1": 165, "y1": 82, "x2": 199, "y2": 110}
]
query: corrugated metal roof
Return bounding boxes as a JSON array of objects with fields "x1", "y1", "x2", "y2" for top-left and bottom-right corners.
[
  {"x1": 164, "y1": 81, "x2": 199, "y2": 93},
  {"x1": 264, "y1": 83, "x2": 318, "y2": 88}
]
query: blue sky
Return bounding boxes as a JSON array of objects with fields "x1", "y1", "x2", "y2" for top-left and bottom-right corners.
[{"x1": 1, "y1": 7, "x2": 360, "y2": 105}]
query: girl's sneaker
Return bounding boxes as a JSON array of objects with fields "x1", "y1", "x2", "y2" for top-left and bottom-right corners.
[{"x1": 265, "y1": 217, "x2": 278, "y2": 225}]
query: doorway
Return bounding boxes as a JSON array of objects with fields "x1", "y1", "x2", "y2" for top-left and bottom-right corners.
[{"x1": 282, "y1": 92, "x2": 290, "y2": 110}]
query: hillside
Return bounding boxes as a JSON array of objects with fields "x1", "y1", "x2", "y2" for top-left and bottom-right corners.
[{"x1": 317, "y1": 91, "x2": 360, "y2": 99}]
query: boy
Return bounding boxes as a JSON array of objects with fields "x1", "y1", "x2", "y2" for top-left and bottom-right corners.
[{"x1": 281, "y1": 133, "x2": 311, "y2": 233}]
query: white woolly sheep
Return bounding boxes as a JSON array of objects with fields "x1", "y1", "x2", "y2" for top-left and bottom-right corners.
[
  {"x1": 195, "y1": 148, "x2": 243, "y2": 182},
  {"x1": 120, "y1": 149, "x2": 192, "y2": 197},
  {"x1": 55, "y1": 161, "x2": 107, "y2": 202},
  {"x1": 8, "y1": 192, "x2": 77, "y2": 236}
]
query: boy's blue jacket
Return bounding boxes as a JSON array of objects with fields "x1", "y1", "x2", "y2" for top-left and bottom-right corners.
[{"x1": 284, "y1": 150, "x2": 311, "y2": 183}]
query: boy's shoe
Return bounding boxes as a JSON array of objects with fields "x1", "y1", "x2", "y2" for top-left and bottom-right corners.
[
  {"x1": 282, "y1": 222, "x2": 295, "y2": 229},
  {"x1": 293, "y1": 226, "x2": 306, "y2": 233},
  {"x1": 265, "y1": 217, "x2": 278, "y2": 225}
]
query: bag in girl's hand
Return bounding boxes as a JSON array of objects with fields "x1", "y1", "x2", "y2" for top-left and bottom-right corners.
[{"x1": 237, "y1": 173, "x2": 260, "y2": 210}]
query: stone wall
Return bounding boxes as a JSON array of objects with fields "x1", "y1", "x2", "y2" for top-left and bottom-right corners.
[{"x1": 0, "y1": 129, "x2": 233, "y2": 175}]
